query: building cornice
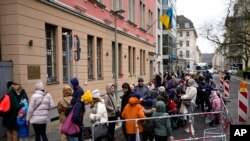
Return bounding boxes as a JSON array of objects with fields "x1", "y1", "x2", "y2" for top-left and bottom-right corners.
[{"x1": 40, "y1": 0, "x2": 155, "y2": 47}]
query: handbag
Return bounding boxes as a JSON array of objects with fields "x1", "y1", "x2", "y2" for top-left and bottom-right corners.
[
  {"x1": 60, "y1": 106, "x2": 80, "y2": 135},
  {"x1": 182, "y1": 99, "x2": 192, "y2": 106},
  {"x1": 93, "y1": 123, "x2": 109, "y2": 140}
]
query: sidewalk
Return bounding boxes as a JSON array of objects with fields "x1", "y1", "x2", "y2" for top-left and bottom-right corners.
[{"x1": 231, "y1": 75, "x2": 250, "y2": 84}]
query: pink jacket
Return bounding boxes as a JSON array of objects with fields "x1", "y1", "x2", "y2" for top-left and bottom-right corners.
[{"x1": 211, "y1": 93, "x2": 222, "y2": 111}]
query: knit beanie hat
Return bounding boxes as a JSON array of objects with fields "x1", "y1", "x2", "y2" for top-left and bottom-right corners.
[
  {"x1": 132, "y1": 92, "x2": 141, "y2": 99},
  {"x1": 81, "y1": 90, "x2": 93, "y2": 103},
  {"x1": 158, "y1": 86, "x2": 165, "y2": 92},
  {"x1": 70, "y1": 77, "x2": 79, "y2": 87},
  {"x1": 18, "y1": 108, "x2": 26, "y2": 116},
  {"x1": 35, "y1": 80, "x2": 44, "y2": 91}
]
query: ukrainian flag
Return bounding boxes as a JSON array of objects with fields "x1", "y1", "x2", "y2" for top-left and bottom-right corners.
[{"x1": 160, "y1": 7, "x2": 173, "y2": 31}]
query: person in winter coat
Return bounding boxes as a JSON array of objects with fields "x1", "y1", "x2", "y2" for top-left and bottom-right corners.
[
  {"x1": 70, "y1": 77, "x2": 84, "y2": 100},
  {"x1": 180, "y1": 79, "x2": 197, "y2": 135},
  {"x1": 102, "y1": 84, "x2": 118, "y2": 141},
  {"x1": 67, "y1": 92, "x2": 85, "y2": 141},
  {"x1": 141, "y1": 99, "x2": 155, "y2": 141},
  {"x1": 135, "y1": 78, "x2": 149, "y2": 98},
  {"x1": 26, "y1": 80, "x2": 55, "y2": 141},
  {"x1": 57, "y1": 84, "x2": 73, "y2": 141},
  {"x1": 90, "y1": 89, "x2": 108, "y2": 141},
  {"x1": 3, "y1": 82, "x2": 25, "y2": 141},
  {"x1": 120, "y1": 83, "x2": 132, "y2": 140},
  {"x1": 17, "y1": 109, "x2": 29, "y2": 141},
  {"x1": 152, "y1": 101, "x2": 174, "y2": 141},
  {"x1": 122, "y1": 92, "x2": 145, "y2": 141},
  {"x1": 209, "y1": 91, "x2": 222, "y2": 126},
  {"x1": 197, "y1": 76, "x2": 212, "y2": 112}
]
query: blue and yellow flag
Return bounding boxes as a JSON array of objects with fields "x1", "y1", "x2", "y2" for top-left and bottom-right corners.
[{"x1": 160, "y1": 7, "x2": 173, "y2": 31}]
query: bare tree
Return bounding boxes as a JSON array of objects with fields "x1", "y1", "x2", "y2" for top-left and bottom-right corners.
[{"x1": 201, "y1": 0, "x2": 250, "y2": 70}]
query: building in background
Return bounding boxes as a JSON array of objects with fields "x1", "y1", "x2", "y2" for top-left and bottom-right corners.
[
  {"x1": 0, "y1": 0, "x2": 156, "y2": 102},
  {"x1": 154, "y1": 0, "x2": 163, "y2": 77},
  {"x1": 201, "y1": 53, "x2": 214, "y2": 69},
  {"x1": 162, "y1": 0, "x2": 177, "y2": 74},
  {"x1": 223, "y1": 0, "x2": 250, "y2": 71},
  {"x1": 176, "y1": 15, "x2": 200, "y2": 72}
]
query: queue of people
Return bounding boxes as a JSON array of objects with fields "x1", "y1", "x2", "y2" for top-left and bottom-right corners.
[{"x1": 1, "y1": 69, "x2": 223, "y2": 141}]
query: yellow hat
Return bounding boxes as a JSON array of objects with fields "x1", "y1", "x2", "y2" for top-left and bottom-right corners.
[{"x1": 81, "y1": 90, "x2": 93, "y2": 103}]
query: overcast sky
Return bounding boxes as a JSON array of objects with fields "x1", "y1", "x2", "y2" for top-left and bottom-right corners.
[{"x1": 176, "y1": 0, "x2": 229, "y2": 53}]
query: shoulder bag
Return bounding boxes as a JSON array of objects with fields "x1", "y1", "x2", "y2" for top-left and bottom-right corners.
[
  {"x1": 93, "y1": 123, "x2": 109, "y2": 140},
  {"x1": 60, "y1": 106, "x2": 80, "y2": 135}
]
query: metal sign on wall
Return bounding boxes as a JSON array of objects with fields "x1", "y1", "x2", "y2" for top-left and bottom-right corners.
[{"x1": 27, "y1": 65, "x2": 40, "y2": 80}]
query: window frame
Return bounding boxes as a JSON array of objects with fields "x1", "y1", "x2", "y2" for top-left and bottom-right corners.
[{"x1": 46, "y1": 24, "x2": 58, "y2": 83}]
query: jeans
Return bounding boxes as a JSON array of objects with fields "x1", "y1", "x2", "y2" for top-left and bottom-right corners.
[
  {"x1": 108, "y1": 116, "x2": 117, "y2": 141},
  {"x1": 32, "y1": 124, "x2": 48, "y2": 141}
]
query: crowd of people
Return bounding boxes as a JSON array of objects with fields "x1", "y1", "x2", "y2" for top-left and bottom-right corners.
[{"x1": 1, "y1": 69, "x2": 225, "y2": 141}]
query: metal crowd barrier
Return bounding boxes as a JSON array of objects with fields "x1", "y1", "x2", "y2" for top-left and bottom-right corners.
[{"x1": 91, "y1": 110, "x2": 232, "y2": 141}]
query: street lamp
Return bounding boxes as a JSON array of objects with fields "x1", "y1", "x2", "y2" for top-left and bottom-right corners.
[{"x1": 111, "y1": 9, "x2": 125, "y2": 100}]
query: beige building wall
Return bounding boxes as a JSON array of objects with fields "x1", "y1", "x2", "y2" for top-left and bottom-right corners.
[{"x1": 0, "y1": 0, "x2": 155, "y2": 103}]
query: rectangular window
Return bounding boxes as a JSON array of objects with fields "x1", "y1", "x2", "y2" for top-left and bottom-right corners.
[
  {"x1": 128, "y1": 46, "x2": 132, "y2": 75},
  {"x1": 186, "y1": 31, "x2": 189, "y2": 37},
  {"x1": 112, "y1": 0, "x2": 122, "y2": 10},
  {"x1": 139, "y1": 49, "x2": 146, "y2": 75},
  {"x1": 158, "y1": 8, "x2": 161, "y2": 29},
  {"x1": 133, "y1": 47, "x2": 136, "y2": 74},
  {"x1": 118, "y1": 43, "x2": 122, "y2": 77},
  {"x1": 87, "y1": 35, "x2": 94, "y2": 80},
  {"x1": 148, "y1": 10, "x2": 154, "y2": 34},
  {"x1": 62, "y1": 28, "x2": 72, "y2": 82},
  {"x1": 163, "y1": 34, "x2": 168, "y2": 46},
  {"x1": 128, "y1": 0, "x2": 135, "y2": 22},
  {"x1": 186, "y1": 41, "x2": 190, "y2": 47},
  {"x1": 143, "y1": 50, "x2": 146, "y2": 75},
  {"x1": 158, "y1": 35, "x2": 161, "y2": 54},
  {"x1": 140, "y1": 2, "x2": 145, "y2": 29},
  {"x1": 140, "y1": 50, "x2": 142, "y2": 75},
  {"x1": 180, "y1": 41, "x2": 183, "y2": 47},
  {"x1": 185, "y1": 22, "x2": 190, "y2": 28},
  {"x1": 180, "y1": 51, "x2": 183, "y2": 57},
  {"x1": 46, "y1": 24, "x2": 57, "y2": 83},
  {"x1": 97, "y1": 38, "x2": 103, "y2": 79},
  {"x1": 186, "y1": 51, "x2": 189, "y2": 58},
  {"x1": 112, "y1": 42, "x2": 122, "y2": 77},
  {"x1": 180, "y1": 31, "x2": 183, "y2": 37}
]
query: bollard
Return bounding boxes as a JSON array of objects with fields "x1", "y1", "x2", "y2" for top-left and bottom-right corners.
[
  {"x1": 224, "y1": 80, "x2": 230, "y2": 98},
  {"x1": 238, "y1": 81, "x2": 248, "y2": 123},
  {"x1": 220, "y1": 73, "x2": 224, "y2": 89}
]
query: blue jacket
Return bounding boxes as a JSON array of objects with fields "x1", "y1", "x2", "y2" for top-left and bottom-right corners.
[
  {"x1": 198, "y1": 82, "x2": 212, "y2": 97},
  {"x1": 16, "y1": 117, "x2": 29, "y2": 137},
  {"x1": 72, "y1": 86, "x2": 84, "y2": 100}
]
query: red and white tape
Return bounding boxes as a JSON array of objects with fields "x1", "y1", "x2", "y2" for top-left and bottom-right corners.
[
  {"x1": 224, "y1": 80, "x2": 230, "y2": 98},
  {"x1": 238, "y1": 90, "x2": 248, "y2": 123},
  {"x1": 220, "y1": 76, "x2": 224, "y2": 89}
]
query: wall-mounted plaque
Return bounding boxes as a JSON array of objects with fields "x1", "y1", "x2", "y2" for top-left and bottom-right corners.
[{"x1": 27, "y1": 65, "x2": 40, "y2": 80}]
